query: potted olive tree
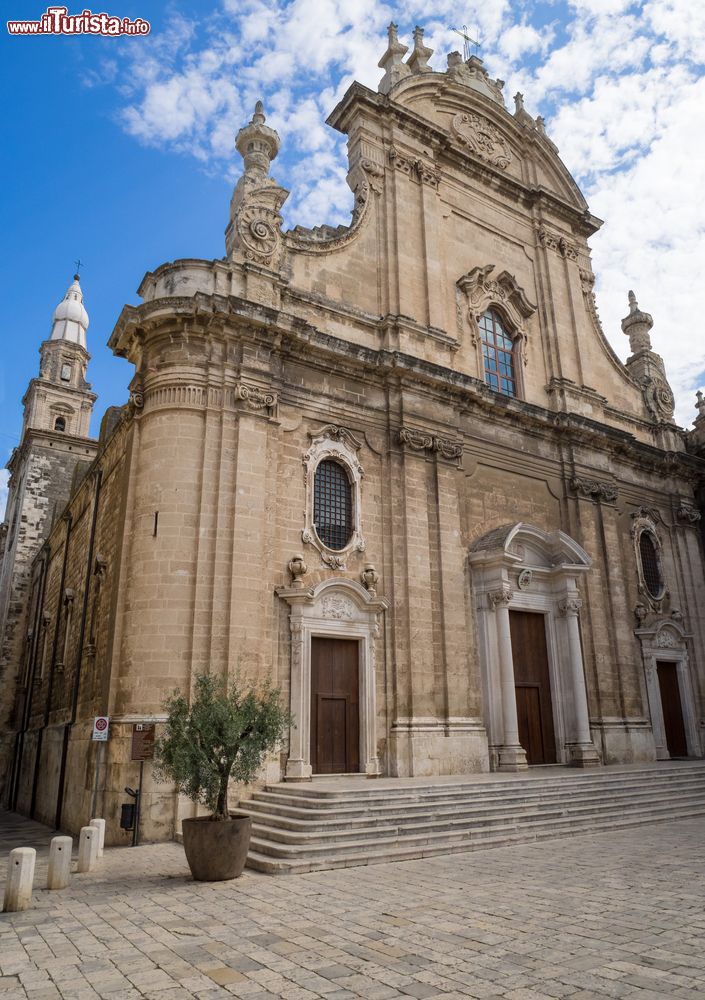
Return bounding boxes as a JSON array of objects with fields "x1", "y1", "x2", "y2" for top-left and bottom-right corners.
[{"x1": 154, "y1": 672, "x2": 291, "y2": 881}]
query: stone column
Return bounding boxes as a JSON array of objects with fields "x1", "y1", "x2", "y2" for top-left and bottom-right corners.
[
  {"x1": 491, "y1": 588, "x2": 527, "y2": 771},
  {"x1": 559, "y1": 598, "x2": 600, "y2": 766},
  {"x1": 284, "y1": 618, "x2": 311, "y2": 781}
]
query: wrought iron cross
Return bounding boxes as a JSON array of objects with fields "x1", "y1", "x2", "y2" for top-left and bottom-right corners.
[{"x1": 449, "y1": 24, "x2": 480, "y2": 60}]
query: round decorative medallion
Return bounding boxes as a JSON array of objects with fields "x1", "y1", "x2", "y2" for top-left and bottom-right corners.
[{"x1": 237, "y1": 205, "x2": 279, "y2": 259}]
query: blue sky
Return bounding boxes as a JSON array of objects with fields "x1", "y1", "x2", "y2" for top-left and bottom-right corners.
[{"x1": 2, "y1": 1, "x2": 704, "y2": 516}]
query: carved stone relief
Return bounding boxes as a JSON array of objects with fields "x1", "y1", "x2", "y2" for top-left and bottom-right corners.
[
  {"x1": 321, "y1": 595, "x2": 356, "y2": 620},
  {"x1": 569, "y1": 476, "x2": 618, "y2": 503},
  {"x1": 451, "y1": 112, "x2": 511, "y2": 169},
  {"x1": 677, "y1": 504, "x2": 701, "y2": 525},
  {"x1": 537, "y1": 227, "x2": 578, "y2": 261},
  {"x1": 398, "y1": 427, "x2": 463, "y2": 461}
]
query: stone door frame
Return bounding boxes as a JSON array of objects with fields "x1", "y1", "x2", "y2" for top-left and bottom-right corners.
[
  {"x1": 277, "y1": 578, "x2": 387, "y2": 780},
  {"x1": 469, "y1": 523, "x2": 600, "y2": 771},
  {"x1": 635, "y1": 620, "x2": 700, "y2": 759}
]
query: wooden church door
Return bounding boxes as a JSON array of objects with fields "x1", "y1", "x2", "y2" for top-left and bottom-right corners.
[{"x1": 310, "y1": 637, "x2": 360, "y2": 774}]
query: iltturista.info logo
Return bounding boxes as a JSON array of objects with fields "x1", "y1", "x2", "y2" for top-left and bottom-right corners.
[{"x1": 7, "y1": 6, "x2": 150, "y2": 35}]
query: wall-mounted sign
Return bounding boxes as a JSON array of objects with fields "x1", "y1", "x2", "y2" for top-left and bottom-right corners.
[
  {"x1": 517, "y1": 569, "x2": 533, "y2": 590},
  {"x1": 92, "y1": 716, "x2": 109, "y2": 741},
  {"x1": 131, "y1": 723, "x2": 155, "y2": 761}
]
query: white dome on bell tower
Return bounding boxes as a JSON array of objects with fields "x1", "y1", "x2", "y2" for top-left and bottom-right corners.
[{"x1": 50, "y1": 274, "x2": 89, "y2": 349}]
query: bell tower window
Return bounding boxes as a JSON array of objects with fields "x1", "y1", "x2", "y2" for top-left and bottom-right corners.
[
  {"x1": 480, "y1": 310, "x2": 516, "y2": 397},
  {"x1": 54, "y1": 417, "x2": 66, "y2": 432},
  {"x1": 60, "y1": 364, "x2": 71, "y2": 382}
]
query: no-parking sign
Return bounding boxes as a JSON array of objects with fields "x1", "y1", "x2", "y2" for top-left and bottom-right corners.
[{"x1": 92, "y1": 716, "x2": 110, "y2": 741}]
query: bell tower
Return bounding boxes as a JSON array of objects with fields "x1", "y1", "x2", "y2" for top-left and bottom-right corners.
[{"x1": 0, "y1": 275, "x2": 98, "y2": 801}]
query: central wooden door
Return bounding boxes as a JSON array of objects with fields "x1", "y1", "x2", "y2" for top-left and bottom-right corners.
[
  {"x1": 510, "y1": 611, "x2": 557, "y2": 764},
  {"x1": 657, "y1": 661, "x2": 688, "y2": 758},
  {"x1": 310, "y1": 637, "x2": 360, "y2": 774}
]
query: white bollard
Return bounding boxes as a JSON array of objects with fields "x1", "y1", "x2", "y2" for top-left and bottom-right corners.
[
  {"x1": 77, "y1": 826, "x2": 99, "y2": 873},
  {"x1": 3, "y1": 847, "x2": 36, "y2": 912},
  {"x1": 89, "y1": 818, "x2": 105, "y2": 858},
  {"x1": 47, "y1": 836, "x2": 73, "y2": 890}
]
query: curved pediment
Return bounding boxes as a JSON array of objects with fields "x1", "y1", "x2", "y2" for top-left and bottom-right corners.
[
  {"x1": 469, "y1": 523, "x2": 592, "y2": 570},
  {"x1": 387, "y1": 72, "x2": 588, "y2": 213}
]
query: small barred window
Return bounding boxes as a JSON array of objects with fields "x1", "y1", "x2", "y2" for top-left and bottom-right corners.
[
  {"x1": 479, "y1": 310, "x2": 516, "y2": 397},
  {"x1": 639, "y1": 531, "x2": 663, "y2": 598},
  {"x1": 314, "y1": 459, "x2": 352, "y2": 551}
]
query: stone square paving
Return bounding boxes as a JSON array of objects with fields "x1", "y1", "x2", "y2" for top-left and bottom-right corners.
[{"x1": 1, "y1": 810, "x2": 704, "y2": 999}]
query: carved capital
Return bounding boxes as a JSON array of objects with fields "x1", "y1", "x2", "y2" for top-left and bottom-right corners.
[
  {"x1": 488, "y1": 587, "x2": 513, "y2": 610},
  {"x1": 398, "y1": 427, "x2": 462, "y2": 461},
  {"x1": 432, "y1": 437, "x2": 463, "y2": 460},
  {"x1": 569, "y1": 476, "x2": 618, "y2": 503},
  {"x1": 558, "y1": 597, "x2": 583, "y2": 617},
  {"x1": 399, "y1": 427, "x2": 434, "y2": 451},
  {"x1": 676, "y1": 503, "x2": 701, "y2": 525},
  {"x1": 235, "y1": 382, "x2": 277, "y2": 411},
  {"x1": 537, "y1": 227, "x2": 578, "y2": 261}
]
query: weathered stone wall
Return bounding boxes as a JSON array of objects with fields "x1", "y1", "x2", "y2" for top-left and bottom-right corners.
[
  {"x1": 0, "y1": 431, "x2": 97, "y2": 803},
  {"x1": 4, "y1": 49, "x2": 705, "y2": 843}
]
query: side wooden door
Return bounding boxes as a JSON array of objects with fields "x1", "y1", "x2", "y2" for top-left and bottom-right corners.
[
  {"x1": 510, "y1": 611, "x2": 557, "y2": 764},
  {"x1": 657, "y1": 661, "x2": 688, "y2": 758},
  {"x1": 310, "y1": 637, "x2": 360, "y2": 774}
]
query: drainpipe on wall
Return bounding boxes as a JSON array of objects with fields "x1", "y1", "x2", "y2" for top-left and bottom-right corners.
[
  {"x1": 30, "y1": 512, "x2": 73, "y2": 819},
  {"x1": 55, "y1": 468, "x2": 103, "y2": 831}
]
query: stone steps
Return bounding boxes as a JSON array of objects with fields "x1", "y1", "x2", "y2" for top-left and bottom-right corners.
[
  {"x1": 242, "y1": 773, "x2": 704, "y2": 828},
  {"x1": 241, "y1": 762, "x2": 705, "y2": 874}
]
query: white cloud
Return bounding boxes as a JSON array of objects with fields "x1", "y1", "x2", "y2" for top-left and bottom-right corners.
[
  {"x1": 0, "y1": 469, "x2": 8, "y2": 522},
  {"x1": 100, "y1": 1, "x2": 705, "y2": 425}
]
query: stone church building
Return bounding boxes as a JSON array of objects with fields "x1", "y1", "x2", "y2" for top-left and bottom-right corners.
[{"x1": 2, "y1": 25, "x2": 705, "y2": 843}]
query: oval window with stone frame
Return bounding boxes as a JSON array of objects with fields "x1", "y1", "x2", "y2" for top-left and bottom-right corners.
[
  {"x1": 313, "y1": 459, "x2": 353, "y2": 551},
  {"x1": 638, "y1": 530, "x2": 665, "y2": 600}
]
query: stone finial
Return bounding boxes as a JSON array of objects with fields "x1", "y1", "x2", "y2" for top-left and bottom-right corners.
[
  {"x1": 227, "y1": 101, "x2": 289, "y2": 261},
  {"x1": 235, "y1": 100, "x2": 281, "y2": 176},
  {"x1": 535, "y1": 115, "x2": 546, "y2": 134},
  {"x1": 696, "y1": 390, "x2": 705, "y2": 417},
  {"x1": 621, "y1": 290, "x2": 654, "y2": 354},
  {"x1": 407, "y1": 25, "x2": 433, "y2": 74},
  {"x1": 378, "y1": 22, "x2": 411, "y2": 94},
  {"x1": 513, "y1": 91, "x2": 534, "y2": 127}
]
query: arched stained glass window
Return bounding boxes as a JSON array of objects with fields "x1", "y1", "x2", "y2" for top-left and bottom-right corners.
[
  {"x1": 479, "y1": 310, "x2": 516, "y2": 397},
  {"x1": 314, "y1": 459, "x2": 352, "y2": 551},
  {"x1": 639, "y1": 531, "x2": 663, "y2": 598}
]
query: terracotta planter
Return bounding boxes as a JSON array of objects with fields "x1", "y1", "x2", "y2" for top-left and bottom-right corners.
[{"x1": 181, "y1": 814, "x2": 252, "y2": 881}]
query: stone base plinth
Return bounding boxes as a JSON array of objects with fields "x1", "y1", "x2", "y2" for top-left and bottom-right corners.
[
  {"x1": 566, "y1": 742, "x2": 601, "y2": 767},
  {"x1": 388, "y1": 718, "x2": 489, "y2": 777},
  {"x1": 497, "y1": 744, "x2": 529, "y2": 771},
  {"x1": 591, "y1": 721, "x2": 657, "y2": 765}
]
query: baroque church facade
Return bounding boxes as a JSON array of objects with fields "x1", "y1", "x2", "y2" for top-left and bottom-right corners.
[{"x1": 2, "y1": 25, "x2": 705, "y2": 843}]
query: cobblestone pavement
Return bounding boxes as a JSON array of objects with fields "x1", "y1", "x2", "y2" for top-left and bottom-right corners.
[{"x1": 1, "y1": 811, "x2": 704, "y2": 1000}]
